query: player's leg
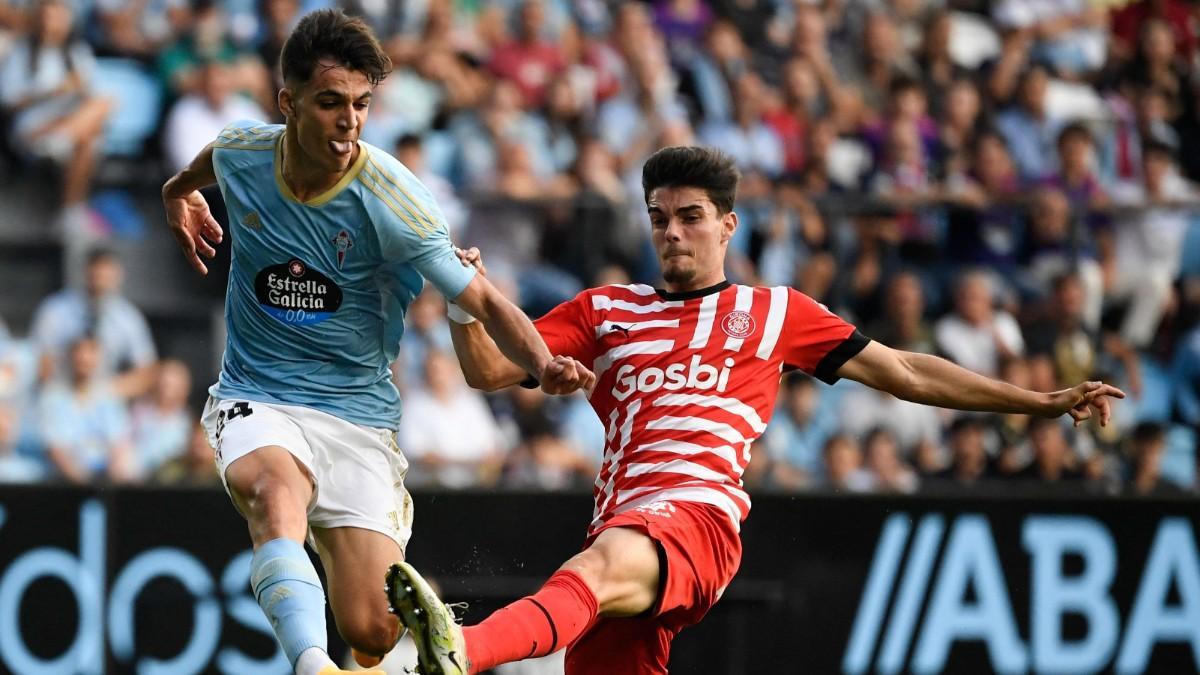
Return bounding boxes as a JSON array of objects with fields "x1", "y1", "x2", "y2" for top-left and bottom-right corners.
[
  {"x1": 203, "y1": 398, "x2": 359, "y2": 675},
  {"x1": 311, "y1": 526, "x2": 404, "y2": 664},
  {"x1": 563, "y1": 615, "x2": 674, "y2": 675},
  {"x1": 387, "y1": 525, "x2": 660, "y2": 675}
]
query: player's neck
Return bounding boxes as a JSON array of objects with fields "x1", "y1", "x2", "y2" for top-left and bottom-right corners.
[
  {"x1": 657, "y1": 277, "x2": 730, "y2": 300},
  {"x1": 280, "y1": 131, "x2": 356, "y2": 201}
]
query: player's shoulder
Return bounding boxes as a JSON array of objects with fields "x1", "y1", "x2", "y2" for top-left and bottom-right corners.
[
  {"x1": 354, "y1": 141, "x2": 444, "y2": 236},
  {"x1": 212, "y1": 120, "x2": 281, "y2": 152}
]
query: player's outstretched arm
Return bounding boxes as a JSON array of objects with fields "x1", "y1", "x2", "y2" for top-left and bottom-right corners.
[
  {"x1": 837, "y1": 341, "x2": 1125, "y2": 426},
  {"x1": 452, "y1": 274, "x2": 595, "y2": 396},
  {"x1": 161, "y1": 143, "x2": 223, "y2": 275},
  {"x1": 448, "y1": 310, "x2": 528, "y2": 391}
]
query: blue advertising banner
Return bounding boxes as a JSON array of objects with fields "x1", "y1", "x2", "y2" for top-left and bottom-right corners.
[{"x1": 0, "y1": 487, "x2": 1197, "y2": 674}]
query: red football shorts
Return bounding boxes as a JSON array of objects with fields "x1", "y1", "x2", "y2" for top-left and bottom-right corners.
[{"x1": 564, "y1": 500, "x2": 743, "y2": 675}]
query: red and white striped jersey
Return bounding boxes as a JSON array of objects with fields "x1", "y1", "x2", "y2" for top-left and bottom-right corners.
[{"x1": 533, "y1": 280, "x2": 869, "y2": 533}]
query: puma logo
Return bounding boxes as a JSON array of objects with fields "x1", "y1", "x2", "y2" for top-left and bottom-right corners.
[{"x1": 610, "y1": 324, "x2": 631, "y2": 337}]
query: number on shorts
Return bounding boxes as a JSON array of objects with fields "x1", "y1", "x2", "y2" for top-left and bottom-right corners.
[{"x1": 215, "y1": 401, "x2": 254, "y2": 440}]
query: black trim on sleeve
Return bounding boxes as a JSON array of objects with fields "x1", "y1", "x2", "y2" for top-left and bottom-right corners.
[
  {"x1": 813, "y1": 330, "x2": 871, "y2": 385},
  {"x1": 519, "y1": 375, "x2": 539, "y2": 389}
]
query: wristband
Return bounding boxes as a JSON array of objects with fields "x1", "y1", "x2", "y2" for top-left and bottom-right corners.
[{"x1": 447, "y1": 303, "x2": 477, "y2": 324}]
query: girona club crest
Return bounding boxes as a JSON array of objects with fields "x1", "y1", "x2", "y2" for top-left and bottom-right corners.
[
  {"x1": 331, "y1": 230, "x2": 353, "y2": 269},
  {"x1": 721, "y1": 310, "x2": 756, "y2": 339}
]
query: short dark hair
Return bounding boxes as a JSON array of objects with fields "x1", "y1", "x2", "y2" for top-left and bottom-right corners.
[
  {"x1": 1142, "y1": 136, "x2": 1178, "y2": 162},
  {"x1": 280, "y1": 9, "x2": 392, "y2": 89},
  {"x1": 642, "y1": 146, "x2": 740, "y2": 215},
  {"x1": 396, "y1": 134, "x2": 422, "y2": 152},
  {"x1": 1057, "y1": 121, "x2": 1093, "y2": 149},
  {"x1": 86, "y1": 246, "x2": 118, "y2": 267}
]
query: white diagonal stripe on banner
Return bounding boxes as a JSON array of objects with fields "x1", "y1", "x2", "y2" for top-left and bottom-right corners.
[
  {"x1": 652, "y1": 393, "x2": 767, "y2": 434},
  {"x1": 689, "y1": 293, "x2": 720, "y2": 349},
  {"x1": 756, "y1": 286, "x2": 789, "y2": 360},
  {"x1": 723, "y1": 285, "x2": 756, "y2": 351}
]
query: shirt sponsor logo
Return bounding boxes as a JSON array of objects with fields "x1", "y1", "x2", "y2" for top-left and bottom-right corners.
[
  {"x1": 611, "y1": 354, "x2": 735, "y2": 401},
  {"x1": 253, "y1": 259, "x2": 343, "y2": 325},
  {"x1": 721, "y1": 310, "x2": 755, "y2": 339},
  {"x1": 241, "y1": 211, "x2": 262, "y2": 230}
]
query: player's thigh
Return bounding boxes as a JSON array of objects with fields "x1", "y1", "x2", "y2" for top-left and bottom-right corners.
[
  {"x1": 565, "y1": 526, "x2": 662, "y2": 617},
  {"x1": 565, "y1": 616, "x2": 673, "y2": 675},
  {"x1": 311, "y1": 525, "x2": 403, "y2": 654},
  {"x1": 201, "y1": 398, "x2": 314, "y2": 530}
]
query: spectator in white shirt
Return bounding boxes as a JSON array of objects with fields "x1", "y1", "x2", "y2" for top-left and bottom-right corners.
[
  {"x1": 130, "y1": 358, "x2": 192, "y2": 478},
  {"x1": 163, "y1": 58, "x2": 267, "y2": 173},
  {"x1": 398, "y1": 350, "x2": 504, "y2": 488},
  {"x1": 935, "y1": 270, "x2": 1025, "y2": 376},
  {"x1": 1103, "y1": 138, "x2": 1196, "y2": 348}
]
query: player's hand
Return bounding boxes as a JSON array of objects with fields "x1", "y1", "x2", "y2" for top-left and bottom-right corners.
[
  {"x1": 1046, "y1": 381, "x2": 1126, "y2": 427},
  {"x1": 539, "y1": 355, "x2": 596, "y2": 396},
  {"x1": 164, "y1": 189, "x2": 223, "y2": 275},
  {"x1": 454, "y1": 246, "x2": 487, "y2": 276}
]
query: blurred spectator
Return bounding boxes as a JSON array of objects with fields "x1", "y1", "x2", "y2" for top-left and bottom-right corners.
[
  {"x1": 833, "y1": 11, "x2": 918, "y2": 122},
  {"x1": 762, "y1": 373, "x2": 833, "y2": 484},
  {"x1": 154, "y1": 421, "x2": 220, "y2": 486},
  {"x1": 1024, "y1": 273, "x2": 1112, "y2": 390},
  {"x1": 0, "y1": 401, "x2": 43, "y2": 482},
  {"x1": 130, "y1": 358, "x2": 191, "y2": 478},
  {"x1": 865, "y1": 270, "x2": 933, "y2": 354},
  {"x1": 488, "y1": 0, "x2": 564, "y2": 109},
  {"x1": 1116, "y1": 18, "x2": 1190, "y2": 114},
  {"x1": 698, "y1": 72, "x2": 784, "y2": 177},
  {"x1": 944, "y1": 131, "x2": 1024, "y2": 275},
  {"x1": 37, "y1": 335, "x2": 134, "y2": 484},
  {"x1": 30, "y1": 247, "x2": 157, "y2": 397},
  {"x1": 1103, "y1": 138, "x2": 1196, "y2": 348},
  {"x1": 822, "y1": 434, "x2": 874, "y2": 492},
  {"x1": 1018, "y1": 186, "x2": 1103, "y2": 324},
  {"x1": 157, "y1": 0, "x2": 270, "y2": 106},
  {"x1": 988, "y1": 356, "x2": 1035, "y2": 474},
  {"x1": 392, "y1": 286, "x2": 454, "y2": 393},
  {"x1": 997, "y1": 65, "x2": 1060, "y2": 181},
  {"x1": 503, "y1": 418, "x2": 593, "y2": 490},
  {"x1": 863, "y1": 427, "x2": 918, "y2": 493},
  {"x1": 163, "y1": 59, "x2": 267, "y2": 173},
  {"x1": 1110, "y1": 0, "x2": 1195, "y2": 63},
  {"x1": 0, "y1": 0, "x2": 111, "y2": 213},
  {"x1": 395, "y1": 134, "x2": 466, "y2": 236},
  {"x1": 1010, "y1": 416, "x2": 1084, "y2": 484},
  {"x1": 934, "y1": 416, "x2": 996, "y2": 487},
  {"x1": 935, "y1": 270, "x2": 1025, "y2": 376},
  {"x1": 992, "y1": 0, "x2": 1108, "y2": 78},
  {"x1": 1125, "y1": 422, "x2": 1185, "y2": 496},
  {"x1": 1042, "y1": 122, "x2": 1108, "y2": 213},
  {"x1": 918, "y1": 12, "x2": 971, "y2": 115},
  {"x1": 839, "y1": 383, "x2": 942, "y2": 458},
  {"x1": 398, "y1": 350, "x2": 503, "y2": 488}
]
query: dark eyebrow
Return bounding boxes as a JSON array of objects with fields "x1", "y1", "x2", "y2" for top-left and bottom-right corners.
[
  {"x1": 675, "y1": 204, "x2": 705, "y2": 215},
  {"x1": 314, "y1": 90, "x2": 373, "y2": 101}
]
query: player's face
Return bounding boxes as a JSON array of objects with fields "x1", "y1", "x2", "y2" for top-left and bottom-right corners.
[
  {"x1": 648, "y1": 186, "x2": 736, "y2": 291},
  {"x1": 280, "y1": 59, "x2": 372, "y2": 174}
]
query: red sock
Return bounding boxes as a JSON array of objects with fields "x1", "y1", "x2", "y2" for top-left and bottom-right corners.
[{"x1": 464, "y1": 570, "x2": 599, "y2": 673}]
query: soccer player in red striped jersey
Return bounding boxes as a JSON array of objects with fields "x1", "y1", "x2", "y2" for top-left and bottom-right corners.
[{"x1": 385, "y1": 146, "x2": 1125, "y2": 675}]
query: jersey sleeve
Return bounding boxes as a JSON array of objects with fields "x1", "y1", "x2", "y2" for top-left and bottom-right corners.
[
  {"x1": 211, "y1": 119, "x2": 277, "y2": 185},
  {"x1": 778, "y1": 288, "x2": 870, "y2": 384},
  {"x1": 365, "y1": 149, "x2": 476, "y2": 299},
  {"x1": 533, "y1": 291, "x2": 598, "y2": 365}
]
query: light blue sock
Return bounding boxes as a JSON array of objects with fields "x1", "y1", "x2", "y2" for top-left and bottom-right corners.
[{"x1": 250, "y1": 538, "x2": 329, "y2": 667}]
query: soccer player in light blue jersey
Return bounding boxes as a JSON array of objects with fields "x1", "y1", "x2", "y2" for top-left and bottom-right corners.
[{"x1": 160, "y1": 10, "x2": 594, "y2": 675}]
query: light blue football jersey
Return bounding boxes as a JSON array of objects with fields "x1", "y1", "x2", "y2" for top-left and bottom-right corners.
[{"x1": 209, "y1": 120, "x2": 475, "y2": 429}]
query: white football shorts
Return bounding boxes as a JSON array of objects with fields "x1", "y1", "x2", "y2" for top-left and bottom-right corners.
[{"x1": 201, "y1": 396, "x2": 414, "y2": 553}]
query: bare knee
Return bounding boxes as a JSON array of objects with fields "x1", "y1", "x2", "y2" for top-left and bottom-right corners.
[
  {"x1": 561, "y1": 528, "x2": 660, "y2": 617},
  {"x1": 339, "y1": 610, "x2": 400, "y2": 657},
  {"x1": 226, "y1": 453, "x2": 312, "y2": 543}
]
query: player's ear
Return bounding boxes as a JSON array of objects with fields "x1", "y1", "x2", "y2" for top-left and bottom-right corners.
[
  {"x1": 278, "y1": 88, "x2": 294, "y2": 120},
  {"x1": 720, "y1": 210, "x2": 737, "y2": 244}
]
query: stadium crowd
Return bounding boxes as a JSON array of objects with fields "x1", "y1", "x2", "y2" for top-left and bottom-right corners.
[{"x1": 0, "y1": 0, "x2": 1198, "y2": 496}]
